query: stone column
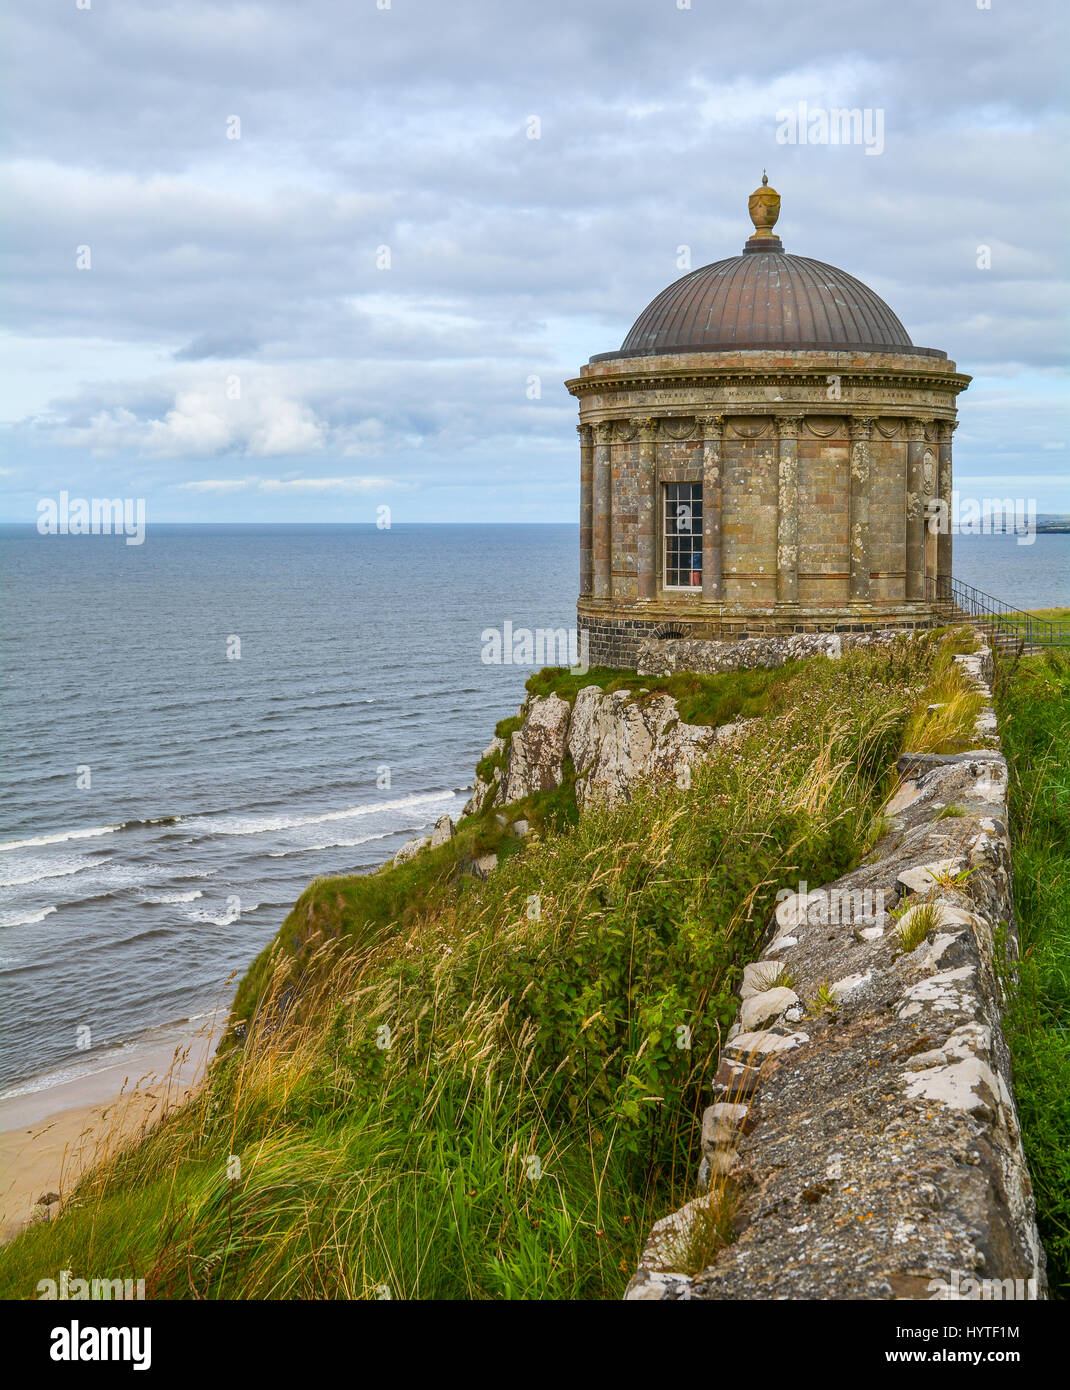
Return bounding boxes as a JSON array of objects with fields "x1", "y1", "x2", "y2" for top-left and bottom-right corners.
[
  {"x1": 905, "y1": 418, "x2": 928, "y2": 602},
  {"x1": 634, "y1": 416, "x2": 658, "y2": 601},
  {"x1": 698, "y1": 414, "x2": 724, "y2": 601},
  {"x1": 848, "y1": 415, "x2": 875, "y2": 603},
  {"x1": 776, "y1": 415, "x2": 803, "y2": 605},
  {"x1": 592, "y1": 421, "x2": 613, "y2": 600},
  {"x1": 578, "y1": 423, "x2": 593, "y2": 597},
  {"x1": 937, "y1": 420, "x2": 955, "y2": 595}
]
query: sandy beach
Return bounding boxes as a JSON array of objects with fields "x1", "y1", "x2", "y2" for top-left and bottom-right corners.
[{"x1": 0, "y1": 1023, "x2": 217, "y2": 1243}]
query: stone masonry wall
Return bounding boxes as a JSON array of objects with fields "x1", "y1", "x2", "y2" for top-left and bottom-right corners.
[
  {"x1": 583, "y1": 614, "x2": 940, "y2": 671},
  {"x1": 625, "y1": 641, "x2": 1046, "y2": 1300}
]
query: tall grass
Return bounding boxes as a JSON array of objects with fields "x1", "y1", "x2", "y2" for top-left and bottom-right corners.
[
  {"x1": 0, "y1": 636, "x2": 972, "y2": 1299},
  {"x1": 996, "y1": 650, "x2": 1070, "y2": 1296}
]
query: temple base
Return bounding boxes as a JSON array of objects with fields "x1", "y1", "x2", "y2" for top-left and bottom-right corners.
[{"x1": 578, "y1": 600, "x2": 947, "y2": 671}]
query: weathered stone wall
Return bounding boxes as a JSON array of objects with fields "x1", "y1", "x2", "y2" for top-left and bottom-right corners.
[
  {"x1": 636, "y1": 628, "x2": 922, "y2": 677},
  {"x1": 584, "y1": 611, "x2": 936, "y2": 671},
  {"x1": 798, "y1": 429, "x2": 850, "y2": 605},
  {"x1": 722, "y1": 422, "x2": 779, "y2": 605},
  {"x1": 626, "y1": 642, "x2": 1046, "y2": 1301}
]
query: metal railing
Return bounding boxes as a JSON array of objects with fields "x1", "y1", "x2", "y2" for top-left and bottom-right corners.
[{"x1": 926, "y1": 576, "x2": 1070, "y2": 650}]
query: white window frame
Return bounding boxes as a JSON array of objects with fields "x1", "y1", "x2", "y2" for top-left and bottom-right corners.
[{"x1": 662, "y1": 482, "x2": 703, "y2": 591}]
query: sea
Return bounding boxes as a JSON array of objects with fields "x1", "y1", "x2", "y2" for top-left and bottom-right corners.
[{"x1": 1, "y1": 524, "x2": 1066, "y2": 1110}]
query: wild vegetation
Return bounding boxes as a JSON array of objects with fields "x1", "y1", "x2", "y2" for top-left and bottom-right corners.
[
  {"x1": 0, "y1": 630, "x2": 989, "y2": 1300},
  {"x1": 996, "y1": 649, "x2": 1070, "y2": 1297}
]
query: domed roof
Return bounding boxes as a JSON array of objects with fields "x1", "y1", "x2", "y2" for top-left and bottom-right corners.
[
  {"x1": 615, "y1": 250, "x2": 915, "y2": 356},
  {"x1": 593, "y1": 176, "x2": 942, "y2": 361}
]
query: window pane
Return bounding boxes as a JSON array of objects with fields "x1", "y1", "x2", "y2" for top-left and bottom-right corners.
[{"x1": 663, "y1": 483, "x2": 703, "y2": 588}]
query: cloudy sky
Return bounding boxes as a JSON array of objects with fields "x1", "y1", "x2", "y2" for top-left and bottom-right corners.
[{"x1": 1, "y1": 0, "x2": 1067, "y2": 522}]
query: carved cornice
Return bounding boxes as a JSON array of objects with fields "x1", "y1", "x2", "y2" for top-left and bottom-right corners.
[{"x1": 566, "y1": 365, "x2": 972, "y2": 398}]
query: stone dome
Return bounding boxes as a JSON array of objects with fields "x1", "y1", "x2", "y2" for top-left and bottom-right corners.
[
  {"x1": 593, "y1": 174, "x2": 942, "y2": 361},
  {"x1": 610, "y1": 250, "x2": 920, "y2": 358}
]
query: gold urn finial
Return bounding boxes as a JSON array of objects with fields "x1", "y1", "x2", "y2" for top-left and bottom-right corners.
[{"x1": 746, "y1": 172, "x2": 782, "y2": 250}]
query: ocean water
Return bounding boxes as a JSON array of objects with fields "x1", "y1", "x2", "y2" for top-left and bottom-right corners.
[
  {"x1": 0, "y1": 524, "x2": 577, "y2": 1097},
  {"x1": 951, "y1": 531, "x2": 1070, "y2": 612},
  {"x1": 0, "y1": 523, "x2": 1065, "y2": 1101}
]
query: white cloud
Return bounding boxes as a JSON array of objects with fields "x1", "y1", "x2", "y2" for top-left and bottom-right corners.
[
  {"x1": 55, "y1": 381, "x2": 328, "y2": 460},
  {"x1": 177, "y1": 475, "x2": 408, "y2": 493}
]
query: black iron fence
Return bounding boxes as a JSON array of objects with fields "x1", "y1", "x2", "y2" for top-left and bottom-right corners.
[{"x1": 927, "y1": 576, "x2": 1069, "y2": 650}]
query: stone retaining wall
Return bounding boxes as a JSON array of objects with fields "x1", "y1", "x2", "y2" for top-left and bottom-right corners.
[
  {"x1": 637, "y1": 627, "x2": 923, "y2": 677},
  {"x1": 626, "y1": 641, "x2": 1047, "y2": 1300}
]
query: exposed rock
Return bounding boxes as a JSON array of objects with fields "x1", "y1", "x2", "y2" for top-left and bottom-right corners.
[
  {"x1": 501, "y1": 694, "x2": 571, "y2": 803},
  {"x1": 469, "y1": 683, "x2": 747, "y2": 816},
  {"x1": 741, "y1": 960, "x2": 789, "y2": 999},
  {"x1": 510, "y1": 818, "x2": 531, "y2": 838},
  {"x1": 908, "y1": 1048, "x2": 950, "y2": 1071},
  {"x1": 701, "y1": 1102, "x2": 751, "y2": 1150},
  {"x1": 740, "y1": 986, "x2": 799, "y2": 1032},
  {"x1": 898, "y1": 858, "x2": 965, "y2": 895},
  {"x1": 461, "y1": 738, "x2": 507, "y2": 816},
  {"x1": 567, "y1": 686, "x2": 744, "y2": 809},
  {"x1": 393, "y1": 834, "x2": 431, "y2": 866},
  {"x1": 471, "y1": 852, "x2": 498, "y2": 880},
  {"x1": 430, "y1": 814, "x2": 454, "y2": 848},
  {"x1": 463, "y1": 779, "x2": 493, "y2": 817}
]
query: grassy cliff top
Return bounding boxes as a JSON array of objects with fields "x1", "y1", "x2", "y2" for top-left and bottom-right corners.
[{"x1": 0, "y1": 629, "x2": 989, "y2": 1300}]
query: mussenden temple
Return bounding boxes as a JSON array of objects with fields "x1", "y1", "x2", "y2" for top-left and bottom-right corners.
[{"x1": 566, "y1": 175, "x2": 970, "y2": 669}]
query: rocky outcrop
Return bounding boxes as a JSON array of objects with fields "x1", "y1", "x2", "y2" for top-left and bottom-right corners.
[
  {"x1": 463, "y1": 686, "x2": 747, "y2": 816},
  {"x1": 567, "y1": 687, "x2": 744, "y2": 810},
  {"x1": 465, "y1": 737, "x2": 506, "y2": 816},
  {"x1": 501, "y1": 693, "x2": 571, "y2": 803},
  {"x1": 429, "y1": 814, "x2": 454, "y2": 848},
  {"x1": 393, "y1": 834, "x2": 431, "y2": 865},
  {"x1": 637, "y1": 628, "x2": 920, "y2": 678},
  {"x1": 626, "y1": 641, "x2": 1046, "y2": 1302},
  {"x1": 391, "y1": 815, "x2": 453, "y2": 866}
]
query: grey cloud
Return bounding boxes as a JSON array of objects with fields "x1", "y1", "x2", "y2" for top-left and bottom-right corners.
[
  {"x1": 1, "y1": 0, "x2": 1066, "y2": 519},
  {"x1": 174, "y1": 330, "x2": 262, "y2": 361}
]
